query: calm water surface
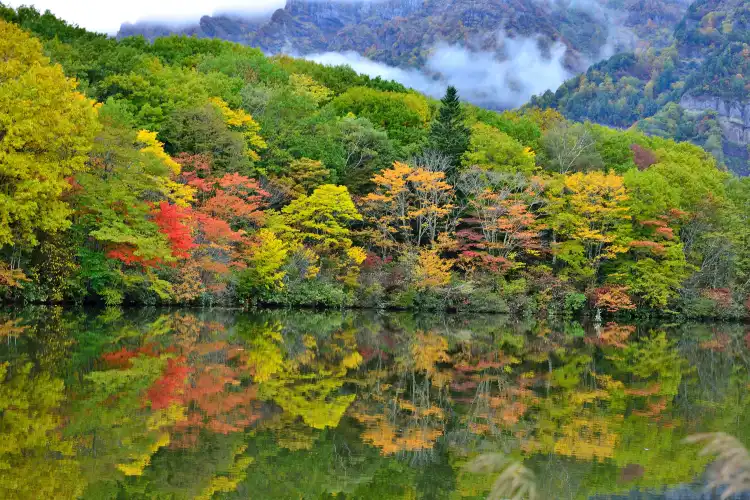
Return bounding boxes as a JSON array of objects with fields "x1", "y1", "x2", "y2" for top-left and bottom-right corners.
[{"x1": 1, "y1": 307, "x2": 749, "y2": 499}]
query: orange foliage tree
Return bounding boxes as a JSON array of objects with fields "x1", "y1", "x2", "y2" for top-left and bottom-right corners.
[
  {"x1": 361, "y1": 162, "x2": 455, "y2": 255},
  {"x1": 458, "y1": 180, "x2": 544, "y2": 272}
]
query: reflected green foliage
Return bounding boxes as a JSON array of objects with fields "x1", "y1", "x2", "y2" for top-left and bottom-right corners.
[{"x1": 1, "y1": 308, "x2": 749, "y2": 498}]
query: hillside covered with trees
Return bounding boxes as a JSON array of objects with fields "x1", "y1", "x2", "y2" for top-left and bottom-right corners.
[
  {"x1": 532, "y1": 0, "x2": 750, "y2": 175},
  {"x1": 2, "y1": 5, "x2": 750, "y2": 319}
]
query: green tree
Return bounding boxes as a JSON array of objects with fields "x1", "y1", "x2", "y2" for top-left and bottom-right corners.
[
  {"x1": 333, "y1": 114, "x2": 394, "y2": 192},
  {"x1": 542, "y1": 122, "x2": 603, "y2": 174},
  {"x1": 160, "y1": 104, "x2": 250, "y2": 175},
  {"x1": 329, "y1": 87, "x2": 429, "y2": 155},
  {"x1": 462, "y1": 123, "x2": 537, "y2": 175},
  {"x1": 427, "y1": 86, "x2": 471, "y2": 168}
]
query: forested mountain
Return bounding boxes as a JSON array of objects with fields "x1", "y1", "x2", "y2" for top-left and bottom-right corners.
[
  {"x1": 119, "y1": 0, "x2": 692, "y2": 74},
  {"x1": 532, "y1": 0, "x2": 750, "y2": 175},
  {"x1": 2, "y1": 4, "x2": 750, "y2": 319}
]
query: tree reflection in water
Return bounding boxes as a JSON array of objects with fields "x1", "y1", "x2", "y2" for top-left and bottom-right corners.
[{"x1": 1, "y1": 306, "x2": 749, "y2": 499}]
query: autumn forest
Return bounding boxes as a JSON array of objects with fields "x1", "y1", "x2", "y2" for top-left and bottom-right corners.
[
  {"x1": 2, "y1": 6, "x2": 750, "y2": 319},
  {"x1": 3, "y1": 2, "x2": 750, "y2": 499}
]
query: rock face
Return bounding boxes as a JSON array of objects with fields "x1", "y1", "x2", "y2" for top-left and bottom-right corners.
[
  {"x1": 681, "y1": 94, "x2": 750, "y2": 145},
  {"x1": 117, "y1": 0, "x2": 691, "y2": 74},
  {"x1": 285, "y1": 0, "x2": 422, "y2": 23},
  {"x1": 533, "y1": 0, "x2": 750, "y2": 174},
  {"x1": 680, "y1": 93, "x2": 750, "y2": 174}
]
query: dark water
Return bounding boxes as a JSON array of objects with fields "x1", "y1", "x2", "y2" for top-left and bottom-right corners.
[{"x1": 1, "y1": 307, "x2": 749, "y2": 499}]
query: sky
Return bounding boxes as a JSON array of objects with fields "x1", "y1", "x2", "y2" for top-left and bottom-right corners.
[{"x1": 6, "y1": 0, "x2": 285, "y2": 34}]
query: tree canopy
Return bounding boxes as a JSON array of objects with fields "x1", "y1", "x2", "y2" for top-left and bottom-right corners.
[{"x1": 0, "y1": 6, "x2": 749, "y2": 320}]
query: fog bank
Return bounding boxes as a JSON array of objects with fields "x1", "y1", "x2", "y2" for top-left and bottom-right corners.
[{"x1": 307, "y1": 36, "x2": 572, "y2": 109}]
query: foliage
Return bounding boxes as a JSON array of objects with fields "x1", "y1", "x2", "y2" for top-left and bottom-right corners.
[
  {"x1": 0, "y1": 6, "x2": 749, "y2": 316},
  {"x1": 160, "y1": 103, "x2": 252, "y2": 175},
  {"x1": 413, "y1": 248, "x2": 453, "y2": 290},
  {"x1": 542, "y1": 122, "x2": 602, "y2": 174},
  {"x1": 545, "y1": 171, "x2": 630, "y2": 282},
  {"x1": 0, "y1": 20, "x2": 99, "y2": 248},
  {"x1": 329, "y1": 87, "x2": 430, "y2": 155},
  {"x1": 238, "y1": 229, "x2": 289, "y2": 301},
  {"x1": 271, "y1": 157, "x2": 330, "y2": 198},
  {"x1": 362, "y1": 162, "x2": 455, "y2": 254},
  {"x1": 463, "y1": 123, "x2": 537, "y2": 175},
  {"x1": 278, "y1": 184, "x2": 362, "y2": 253},
  {"x1": 427, "y1": 86, "x2": 471, "y2": 168}
]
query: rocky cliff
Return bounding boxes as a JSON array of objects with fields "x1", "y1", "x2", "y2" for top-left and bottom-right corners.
[
  {"x1": 681, "y1": 94, "x2": 750, "y2": 145},
  {"x1": 118, "y1": 0, "x2": 691, "y2": 74},
  {"x1": 532, "y1": 0, "x2": 750, "y2": 175},
  {"x1": 285, "y1": 0, "x2": 423, "y2": 23}
]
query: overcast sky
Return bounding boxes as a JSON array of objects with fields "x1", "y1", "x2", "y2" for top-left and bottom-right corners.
[{"x1": 6, "y1": 1, "x2": 285, "y2": 34}]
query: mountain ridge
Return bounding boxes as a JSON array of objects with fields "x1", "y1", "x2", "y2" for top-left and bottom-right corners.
[
  {"x1": 531, "y1": 0, "x2": 750, "y2": 174},
  {"x1": 118, "y1": 0, "x2": 692, "y2": 74}
]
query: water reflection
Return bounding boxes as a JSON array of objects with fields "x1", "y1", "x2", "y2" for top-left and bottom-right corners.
[{"x1": 1, "y1": 307, "x2": 749, "y2": 499}]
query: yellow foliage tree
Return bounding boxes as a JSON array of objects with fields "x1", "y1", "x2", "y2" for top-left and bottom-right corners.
[
  {"x1": 362, "y1": 162, "x2": 455, "y2": 253},
  {"x1": 523, "y1": 106, "x2": 565, "y2": 131},
  {"x1": 208, "y1": 97, "x2": 266, "y2": 161},
  {"x1": 240, "y1": 229, "x2": 289, "y2": 297},
  {"x1": 279, "y1": 184, "x2": 363, "y2": 252},
  {"x1": 136, "y1": 129, "x2": 181, "y2": 175},
  {"x1": 0, "y1": 20, "x2": 100, "y2": 247},
  {"x1": 136, "y1": 129, "x2": 196, "y2": 207},
  {"x1": 289, "y1": 73, "x2": 333, "y2": 105},
  {"x1": 545, "y1": 171, "x2": 631, "y2": 280},
  {"x1": 413, "y1": 248, "x2": 453, "y2": 290}
]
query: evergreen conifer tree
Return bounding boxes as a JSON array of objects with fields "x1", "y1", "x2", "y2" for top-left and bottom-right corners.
[{"x1": 427, "y1": 86, "x2": 471, "y2": 168}]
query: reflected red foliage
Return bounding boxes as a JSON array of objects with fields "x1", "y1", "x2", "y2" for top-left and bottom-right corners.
[
  {"x1": 101, "y1": 344, "x2": 161, "y2": 368},
  {"x1": 146, "y1": 357, "x2": 191, "y2": 409}
]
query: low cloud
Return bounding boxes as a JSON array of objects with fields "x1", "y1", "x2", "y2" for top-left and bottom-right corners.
[
  {"x1": 307, "y1": 36, "x2": 572, "y2": 109},
  {"x1": 306, "y1": 51, "x2": 444, "y2": 95},
  {"x1": 427, "y1": 37, "x2": 571, "y2": 108}
]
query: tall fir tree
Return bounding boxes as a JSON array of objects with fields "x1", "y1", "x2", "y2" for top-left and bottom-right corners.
[{"x1": 427, "y1": 86, "x2": 471, "y2": 168}]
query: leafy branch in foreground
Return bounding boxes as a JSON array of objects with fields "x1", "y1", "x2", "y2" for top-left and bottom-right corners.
[
  {"x1": 464, "y1": 452, "x2": 538, "y2": 500},
  {"x1": 685, "y1": 433, "x2": 750, "y2": 499}
]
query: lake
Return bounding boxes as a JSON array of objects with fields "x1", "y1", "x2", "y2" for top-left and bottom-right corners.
[{"x1": 1, "y1": 306, "x2": 749, "y2": 499}]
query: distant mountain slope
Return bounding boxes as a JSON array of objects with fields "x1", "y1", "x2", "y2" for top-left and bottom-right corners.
[
  {"x1": 119, "y1": 0, "x2": 691, "y2": 76},
  {"x1": 531, "y1": 0, "x2": 750, "y2": 174}
]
